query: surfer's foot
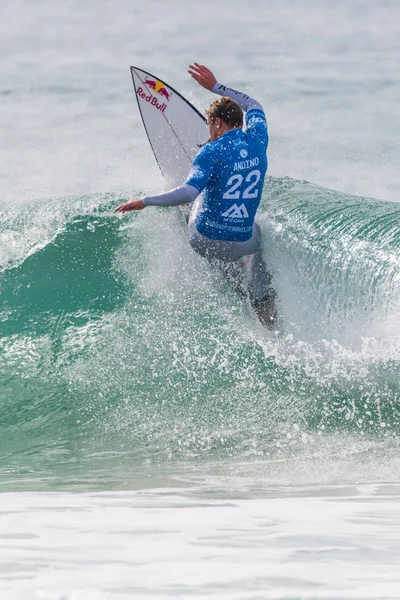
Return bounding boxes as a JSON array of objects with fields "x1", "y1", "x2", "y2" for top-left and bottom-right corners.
[{"x1": 250, "y1": 289, "x2": 278, "y2": 330}]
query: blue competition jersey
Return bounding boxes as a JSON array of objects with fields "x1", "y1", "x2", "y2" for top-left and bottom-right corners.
[{"x1": 185, "y1": 109, "x2": 268, "y2": 242}]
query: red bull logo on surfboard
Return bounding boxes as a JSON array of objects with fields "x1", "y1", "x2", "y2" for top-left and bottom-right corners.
[
  {"x1": 137, "y1": 87, "x2": 168, "y2": 113},
  {"x1": 137, "y1": 78, "x2": 173, "y2": 114},
  {"x1": 143, "y1": 78, "x2": 172, "y2": 101}
]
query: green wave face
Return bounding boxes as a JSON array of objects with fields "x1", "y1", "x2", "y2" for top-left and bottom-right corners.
[{"x1": 1, "y1": 179, "x2": 400, "y2": 490}]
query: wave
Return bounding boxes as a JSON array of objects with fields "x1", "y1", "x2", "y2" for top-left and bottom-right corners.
[{"x1": 1, "y1": 177, "x2": 400, "y2": 489}]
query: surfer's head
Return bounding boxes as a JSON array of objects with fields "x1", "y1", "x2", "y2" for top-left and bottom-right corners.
[{"x1": 206, "y1": 96, "x2": 243, "y2": 141}]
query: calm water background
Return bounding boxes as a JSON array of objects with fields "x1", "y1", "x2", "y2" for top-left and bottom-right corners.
[{"x1": 1, "y1": 0, "x2": 400, "y2": 598}]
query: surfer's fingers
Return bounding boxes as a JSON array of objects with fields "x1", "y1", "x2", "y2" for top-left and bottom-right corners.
[
  {"x1": 188, "y1": 70, "x2": 203, "y2": 84},
  {"x1": 195, "y1": 63, "x2": 214, "y2": 76},
  {"x1": 188, "y1": 71, "x2": 202, "y2": 84},
  {"x1": 115, "y1": 202, "x2": 134, "y2": 212},
  {"x1": 189, "y1": 66, "x2": 215, "y2": 87},
  {"x1": 190, "y1": 63, "x2": 208, "y2": 75},
  {"x1": 188, "y1": 65, "x2": 203, "y2": 76}
]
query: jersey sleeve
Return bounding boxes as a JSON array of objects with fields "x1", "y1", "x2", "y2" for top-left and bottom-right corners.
[
  {"x1": 212, "y1": 81, "x2": 263, "y2": 112},
  {"x1": 246, "y1": 108, "x2": 269, "y2": 149},
  {"x1": 142, "y1": 184, "x2": 199, "y2": 207},
  {"x1": 185, "y1": 144, "x2": 215, "y2": 193}
]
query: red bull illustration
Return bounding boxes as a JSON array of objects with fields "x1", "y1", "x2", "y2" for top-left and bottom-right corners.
[
  {"x1": 157, "y1": 87, "x2": 171, "y2": 101},
  {"x1": 144, "y1": 78, "x2": 157, "y2": 90},
  {"x1": 143, "y1": 78, "x2": 172, "y2": 101}
]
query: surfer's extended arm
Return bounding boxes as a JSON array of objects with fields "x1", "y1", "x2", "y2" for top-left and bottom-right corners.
[
  {"x1": 115, "y1": 184, "x2": 199, "y2": 212},
  {"x1": 142, "y1": 184, "x2": 199, "y2": 207}
]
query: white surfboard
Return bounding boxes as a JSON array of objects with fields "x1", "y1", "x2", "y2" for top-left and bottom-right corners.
[{"x1": 130, "y1": 66, "x2": 209, "y2": 188}]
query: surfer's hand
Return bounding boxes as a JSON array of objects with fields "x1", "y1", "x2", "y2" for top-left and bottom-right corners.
[
  {"x1": 188, "y1": 63, "x2": 217, "y2": 91},
  {"x1": 115, "y1": 199, "x2": 145, "y2": 213}
]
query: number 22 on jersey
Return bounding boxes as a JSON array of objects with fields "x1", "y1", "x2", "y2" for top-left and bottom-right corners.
[{"x1": 222, "y1": 169, "x2": 261, "y2": 200}]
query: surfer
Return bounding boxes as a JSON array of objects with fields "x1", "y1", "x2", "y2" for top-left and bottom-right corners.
[{"x1": 116, "y1": 63, "x2": 277, "y2": 328}]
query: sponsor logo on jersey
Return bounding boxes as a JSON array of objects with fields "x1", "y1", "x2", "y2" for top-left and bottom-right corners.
[
  {"x1": 216, "y1": 84, "x2": 250, "y2": 101},
  {"x1": 143, "y1": 78, "x2": 172, "y2": 101},
  {"x1": 248, "y1": 116, "x2": 266, "y2": 125},
  {"x1": 136, "y1": 87, "x2": 167, "y2": 114},
  {"x1": 221, "y1": 203, "x2": 249, "y2": 219}
]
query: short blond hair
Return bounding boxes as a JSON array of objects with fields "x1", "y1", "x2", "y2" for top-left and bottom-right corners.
[{"x1": 205, "y1": 96, "x2": 243, "y2": 128}]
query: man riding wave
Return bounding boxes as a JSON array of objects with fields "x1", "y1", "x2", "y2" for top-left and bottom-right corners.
[{"x1": 116, "y1": 63, "x2": 277, "y2": 328}]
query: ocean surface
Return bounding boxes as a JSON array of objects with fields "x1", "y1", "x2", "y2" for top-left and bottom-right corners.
[{"x1": 1, "y1": 0, "x2": 400, "y2": 598}]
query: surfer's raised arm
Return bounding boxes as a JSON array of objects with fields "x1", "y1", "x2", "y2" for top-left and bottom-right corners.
[{"x1": 188, "y1": 63, "x2": 264, "y2": 113}]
